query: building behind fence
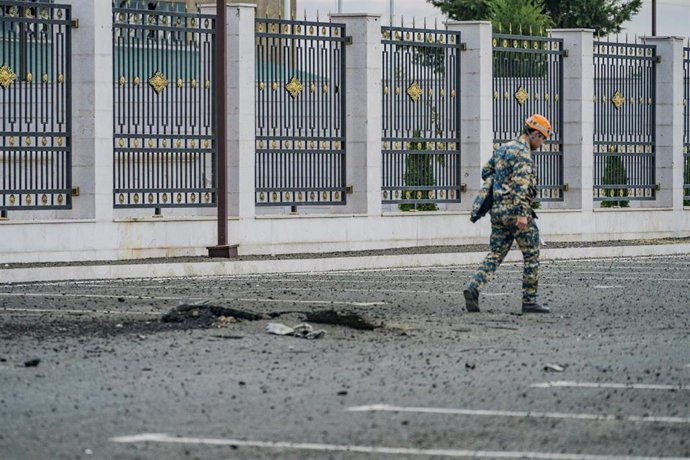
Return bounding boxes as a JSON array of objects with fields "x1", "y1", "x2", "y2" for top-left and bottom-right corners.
[{"x1": 0, "y1": 1, "x2": 689, "y2": 263}]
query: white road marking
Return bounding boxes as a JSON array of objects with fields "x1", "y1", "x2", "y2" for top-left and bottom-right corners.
[
  {"x1": 109, "y1": 433, "x2": 690, "y2": 460},
  {"x1": 346, "y1": 404, "x2": 690, "y2": 424},
  {"x1": 592, "y1": 285, "x2": 624, "y2": 289},
  {"x1": 531, "y1": 381, "x2": 690, "y2": 391},
  {"x1": 0, "y1": 292, "x2": 190, "y2": 301},
  {"x1": 0, "y1": 307, "x2": 158, "y2": 316},
  {"x1": 0, "y1": 292, "x2": 384, "y2": 307}
]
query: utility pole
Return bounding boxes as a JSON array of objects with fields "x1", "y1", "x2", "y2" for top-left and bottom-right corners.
[
  {"x1": 652, "y1": 0, "x2": 656, "y2": 36},
  {"x1": 208, "y1": 0, "x2": 232, "y2": 257}
]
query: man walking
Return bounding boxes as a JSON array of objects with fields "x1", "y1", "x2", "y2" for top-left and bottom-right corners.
[{"x1": 464, "y1": 114, "x2": 552, "y2": 314}]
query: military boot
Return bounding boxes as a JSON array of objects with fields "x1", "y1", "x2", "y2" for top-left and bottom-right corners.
[
  {"x1": 522, "y1": 302, "x2": 550, "y2": 314},
  {"x1": 463, "y1": 287, "x2": 480, "y2": 312}
]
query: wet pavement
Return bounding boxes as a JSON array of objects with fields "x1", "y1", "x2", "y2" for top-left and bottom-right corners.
[{"x1": 1, "y1": 254, "x2": 689, "y2": 459}]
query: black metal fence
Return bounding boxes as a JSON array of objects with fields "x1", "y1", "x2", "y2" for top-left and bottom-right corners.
[
  {"x1": 0, "y1": 1, "x2": 72, "y2": 211},
  {"x1": 255, "y1": 18, "x2": 347, "y2": 207},
  {"x1": 683, "y1": 47, "x2": 690, "y2": 206},
  {"x1": 593, "y1": 39, "x2": 656, "y2": 203},
  {"x1": 112, "y1": 5, "x2": 216, "y2": 209},
  {"x1": 381, "y1": 24, "x2": 462, "y2": 208},
  {"x1": 492, "y1": 33, "x2": 565, "y2": 202}
]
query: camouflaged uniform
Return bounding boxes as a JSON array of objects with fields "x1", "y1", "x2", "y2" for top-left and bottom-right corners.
[{"x1": 468, "y1": 137, "x2": 540, "y2": 304}]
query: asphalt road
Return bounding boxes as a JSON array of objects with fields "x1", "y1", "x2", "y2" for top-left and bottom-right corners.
[{"x1": 1, "y1": 254, "x2": 689, "y2": 459}]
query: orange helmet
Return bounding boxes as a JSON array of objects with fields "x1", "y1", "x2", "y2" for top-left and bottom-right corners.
[{"x1": 525, "y1": 114, "x2": 552, "y2": 139}]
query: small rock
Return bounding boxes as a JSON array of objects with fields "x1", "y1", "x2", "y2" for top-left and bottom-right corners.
[
  {"x1": 337, "y1": 390, "x2": 348, "y2": 396},
  {"x1": 117, "y1": 297, "x2": 125, "y2": 302},
  {"x1": 465, "y1": 362, "x2": 476, "y2": 370},
  {"x1": 544, "y1": 363, "x2": 564, "y2": 372},
  {"x1": 24, "y1": 359, "x2": 40, "y2": 368}
]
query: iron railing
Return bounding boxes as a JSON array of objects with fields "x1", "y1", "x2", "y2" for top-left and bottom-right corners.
[
  {"x1": 492, "y1": 33, "x2": 565, "y2": 202},
  {"x1": 255, "y1": 18, "x2": 347, "y2": 207},
  {"x1": 0, "y1": 0, "x2": 72, "y2": 211},
  {"x1": 593, "y1": 39, "x2": 656, "y2": 203},
  {"x1": 683, "y1": 47, "x2": 690, "y2": 206},
  {"x1": 381, "y1": 24, "x2": 462, "y2": 208},
  {"x1": 112, "y1": 5, "x2": 216, "y2": 209}
]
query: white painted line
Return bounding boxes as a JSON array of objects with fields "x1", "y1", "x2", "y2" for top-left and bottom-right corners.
[
  {"x1": 531, "y1": 381, "x2": 689, "y2": 391},
  {"x1": 0, "y1": 292, "x2": 384, "y2": 307},
  {"x1": 346, "y1": 404, "x2": 690, "y2": 424},
  {"x1": 0, "y1": 307, "x2": 158, "y2": 316},
  {"x1": 0, "y1": 292, "x2": 190, "y2": 301},
  {"x1": 109, "y1": 433, "x2": 690, "y2": 460},
  {"x1": 592, "y1": 285, "x2": 624, "y2": 289},
  {"x1": 235, "y1": 298, "x2": 385, "y2": 307}
]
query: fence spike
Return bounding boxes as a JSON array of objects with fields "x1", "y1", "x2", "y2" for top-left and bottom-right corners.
[
  {"x1": 434, "y1": 17, "x2": 438, "y2": 30},
  {"x1": 499, "y1": 22, "x2": 502, "y2": 34},
  {"x1": 529, "y1": 25, "x2": 532, "y2": 36},
  {"x1": 413, "y1": 17, "x2": 415, "y2": 28},
  {"x1": 519, "y1": 23, "x2": 522, "y2": 35},
  {"x1": 509, "y1": 23, "x2": 512, "y2": 34},
  {"x1": 304, "y1": 9, "x2": 307, "y2": 21},
  {"x1": 317, "y1": 10, "x2": 319, "y2": 21}
]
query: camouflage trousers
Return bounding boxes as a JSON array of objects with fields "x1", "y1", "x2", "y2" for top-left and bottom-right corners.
[{"x1": 468, "y1": 213, "x2": 540, "y2": 304}]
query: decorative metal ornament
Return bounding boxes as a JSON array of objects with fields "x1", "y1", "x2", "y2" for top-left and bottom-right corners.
[
  {"x1": 514, "y1": 87, "x2": 528, "y2": 105},
  {"x1": 407, "y1": 82, "x2": 423, "y2": 102},
  {"x1": 285, "y1": 77, "x2": 303, "y2": 99},
  {"x1": 0, "y1": 65, "x2": 17, "y2": 89},
  {"x1": 191, "y1": 79, "x2": 198, "y2": 88},
  {"x1": 57, "y1": 138, "x2": 64, "y2": 147},
  {"x1": 176, "y1": 78, "x2": 183, "y2": 88},
  {"x1": 26, "y1": 72, "x2": 33, "y2": 83},
  {"x1": 58, "y1": 74, "x2": 64, "y2": 84},
  {"x1": 41, "y1": 194, "x2": 48, "y2": 204},
  {"x1": 133, "y1": 76, "x2": 140, "y2": 86},
  {"x1": 42, "y1": 73, "x2": 49, "y2": 83},
  {"x1": 611, "y1": 91, "x2": 625, "y2": 109},
  {"x1": 58, "y1": 194, "x2": 64, "y2": 204},
  {"x1": 119, "y1": 76, "x2": 126, "y2": 87},
  {"x1": 149, "y1": 71, "x2": 169, "y2": 93},
  {"x1": 26, "y1": 195, "x2": 32, "y2": 205}
]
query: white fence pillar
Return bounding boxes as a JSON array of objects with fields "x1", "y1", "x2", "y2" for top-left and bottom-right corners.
[
  {"x1": 644, "y1": 36, "x2": 685, "y2": 210},
  {"x1": 67, "y1": 0, "x2": 113, "y2": 221},
  {"x1": 445, "y1": 21, "x2": 493, "y2": 211},
  {"x1": 330, "y1": 13, "x2": 383, "y2": 216},
  {"x1": 227, "y1": 3, "x2": 256, "y2": 220},
  {"x1": 550, "y1": 29, "x2": 594, "y2": 211}
]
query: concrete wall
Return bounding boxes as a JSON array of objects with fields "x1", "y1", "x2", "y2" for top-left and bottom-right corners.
[{"x1": 0, "y1": 4, "x2": 688, "y2": 264}]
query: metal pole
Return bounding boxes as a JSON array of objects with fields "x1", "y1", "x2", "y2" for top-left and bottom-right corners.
[
  {"x1": 389, "y1": 0, "x2": 394, "y2": 23},
  {"x1": 337, "y1": 0, "x2": 342, "y2": 13},
  {"x1": 208, "y1": 0, "x2": 233, "y2": 257},
  {"x1": 652, "y1": 0, "x2": 656, "y2": 36}
]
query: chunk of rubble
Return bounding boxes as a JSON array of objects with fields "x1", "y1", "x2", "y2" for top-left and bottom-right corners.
[
  {"x1": 161, "y1": 300, "x2": 265, "y2": 324},
  {"x1": 266, "y1": 322, "x2": 325, "y2": 340},
  {"x1": 305, "y1": 309, "x2": 379, "y2": 330}
]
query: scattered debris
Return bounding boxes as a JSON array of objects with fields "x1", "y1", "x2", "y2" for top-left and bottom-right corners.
[
  {"x1": 24, "y1": 358, "x2": 40, "y2": 368},
  {"x1": 266, "y1": 322, "x2": 326, "y2": 340},
  {"x1": 305, "y1": 309, "x2": 379, "y2": 330},
  {"x1": 544, "y1": 363, "x2": 565, "y2": 372},
  {"x1": 337, "y1": 390, "x2": 348, "y2": 396},
  {"x1": 465, "y1": 362, "x2": 476, "y2": 370},
  {"x1": 161, "y1": 301, "x2": 265, "y2": 325}
]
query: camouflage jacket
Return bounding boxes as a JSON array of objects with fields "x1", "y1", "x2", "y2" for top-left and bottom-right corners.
[{"x1": 481, "y1": 137, "x2": 536, "y2": 218}]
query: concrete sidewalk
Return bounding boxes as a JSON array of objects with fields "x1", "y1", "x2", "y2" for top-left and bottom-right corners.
[{"x1": 2, "y1": 238, "x2": 690, "y2": 284}]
